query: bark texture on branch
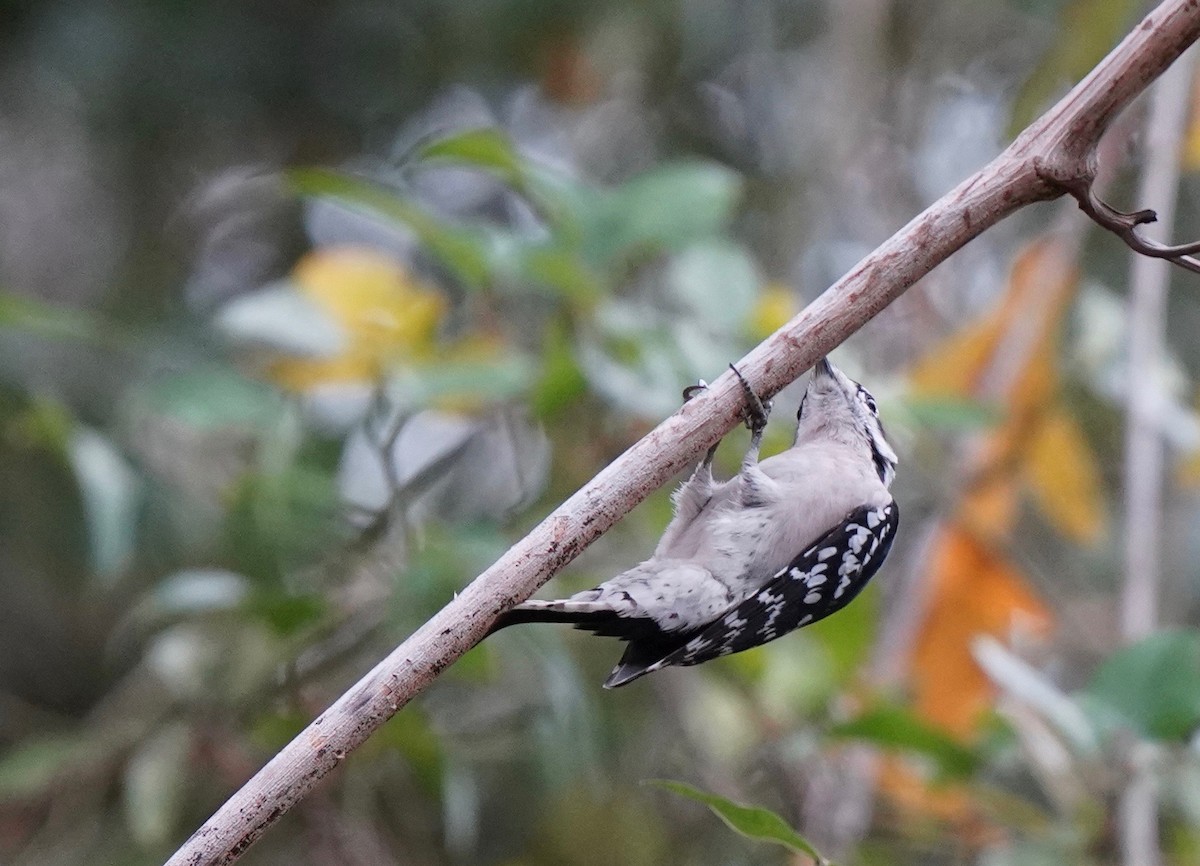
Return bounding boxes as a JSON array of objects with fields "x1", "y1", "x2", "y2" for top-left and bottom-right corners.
[{"x1": 167, "y1": 3, "x2": 1200, "y2": 864}]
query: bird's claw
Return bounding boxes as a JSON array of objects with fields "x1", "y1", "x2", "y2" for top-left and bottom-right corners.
[
  {"x1": 728, "y1": 365, "x2": 770, "y2": 435},
  {"x1": 682, "y1": 379, "x2": 709, "y2": 404}
]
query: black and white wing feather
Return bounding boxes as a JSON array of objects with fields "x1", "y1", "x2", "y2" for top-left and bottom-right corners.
[{"x1": 605, "y1": 500, "x2": 899, "y2": 687}]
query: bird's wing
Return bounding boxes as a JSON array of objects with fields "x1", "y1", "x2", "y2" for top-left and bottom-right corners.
[{"x1": 604, "y1": 499, "x2": 898, "y2": 687}]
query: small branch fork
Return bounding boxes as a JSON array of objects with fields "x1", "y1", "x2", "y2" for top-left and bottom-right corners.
[
  {"x1": 167, "y1": 3, "x2": 1200, "y2": 865},
  {"x1": 1055, "y1": 175, "x2": 1200, "y2": 274}
]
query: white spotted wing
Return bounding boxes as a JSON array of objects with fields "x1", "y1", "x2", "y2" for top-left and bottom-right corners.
[{"x1": 653, "y1": 500, "x2": 899, "y2": 670}]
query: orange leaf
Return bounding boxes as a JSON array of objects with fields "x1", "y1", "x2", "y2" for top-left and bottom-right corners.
[
  {"x1": 910, "y1": 237, "x2": 1078, "y2": 403},
  {"x1": 908, "y1": 315, "x2": 1003, "y2": 397},
  {"x1": 876, "y1": 756, "x2": 1009, "y2": 849},
  {"x1": 876, "y1": 757, "x2": 977, "y2": 829},
  {"x1": 905, "y1": 237, "x2": 1080, "y2": 739},
  {"x1": 958, "y1": 468, "x2": 1020, "y2": 541},
  {"x1": 1023, "y1": 408, "x2": 1107, "y2": 543},
  {"x1": 910, "y1": 526, "x2": 1053, "y2": 739}
]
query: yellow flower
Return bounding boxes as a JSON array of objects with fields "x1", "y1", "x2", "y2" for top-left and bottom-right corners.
[
  {"x1": 270, "y1": 247, "x2": 446, "y2": 391},
  {"x1": 747, "y1": 283, "x2": 796, "y2": 339}
]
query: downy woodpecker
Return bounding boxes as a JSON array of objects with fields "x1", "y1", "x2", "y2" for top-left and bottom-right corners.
[{"x1": 491, "y1": 358, "x2": 898, "y2": 687}]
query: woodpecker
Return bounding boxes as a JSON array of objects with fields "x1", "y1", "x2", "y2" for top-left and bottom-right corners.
[{"x1": 491, "y1": 358, "x2": 899, "y2": 688}]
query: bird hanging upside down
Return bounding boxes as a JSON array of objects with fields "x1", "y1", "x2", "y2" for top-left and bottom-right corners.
[{"x1": 489, "y1": 358, "x2": 899, "y2": 688}]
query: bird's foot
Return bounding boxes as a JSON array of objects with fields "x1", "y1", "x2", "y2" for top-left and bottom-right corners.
[
  {"x1": 681, "y1": 379, "x2": 709, "y2": 404},
  {"x1": 728, "y1": 365, "x2": 770, "y2": 437}
]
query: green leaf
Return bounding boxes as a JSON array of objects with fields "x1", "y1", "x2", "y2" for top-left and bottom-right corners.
[
  {"x1": 828, "y1": 704, "x2": 980, "y2": 780},
  {"x1": 417, "y1": 128, "x2": 525, "y2": 187},
  {"x1": 288, "y1": 168, "x2": 490, "y2": 289},
  {"x1": 1086, "y1": 630, "x2": 1200, "y2": 740},
  {"x1": 903, "y1": 396, "x2": 1005, "y2": 431},
  {"x1": 648, "y1": 780, "x2": 828, "y2": 864},
  {"x1": 579, "y1": 163, "x2": 742, "y2": 265},
  {"x1": 415, "y1": 138, "x2": 593, "y2": 246}
]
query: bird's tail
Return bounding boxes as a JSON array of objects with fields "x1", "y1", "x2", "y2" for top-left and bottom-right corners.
[
  {"x1": 602, "y1": 649, "x2": 662, "y2": 688},
  {"x1": 487, "y1": 599, "x2": 621, "y2": 636},
  {"x1": 489, "y1": 599, "x2": 691, "y2": 688}
]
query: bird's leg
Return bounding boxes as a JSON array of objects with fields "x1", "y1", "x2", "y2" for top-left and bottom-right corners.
[
  {"x1": 728, "y1": 365, "x2": 777, "y2": 507},
  {"x1": 663, "y1": 380, "x2": 720, "y2": 543},
  {"x1": 661, "y1": 372, "x2": 764, "y2": 554},
  {"x1": 682, "y1": 379, "x2": 719, "y2": 469},
  {"x1": 728, "y1": 365, "x2": 770, "y2": 465}
]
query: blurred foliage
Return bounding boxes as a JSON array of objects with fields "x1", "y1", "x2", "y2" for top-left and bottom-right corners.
[
  {"x1": 3, "y1": 1, "x2": 1200, "y2": 866},
  {"x1": 651, "y1": 780, "x2": 829, "y2": 863}
]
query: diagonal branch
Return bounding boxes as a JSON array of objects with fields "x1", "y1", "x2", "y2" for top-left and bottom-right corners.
[{"x1": 166, "y1": 2, "x2": 1200, "y2": 864}]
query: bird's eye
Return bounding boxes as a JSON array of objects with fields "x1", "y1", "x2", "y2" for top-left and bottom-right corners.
[{"x1": 863, "y1": 394, "x2": 877, "y2": 414}]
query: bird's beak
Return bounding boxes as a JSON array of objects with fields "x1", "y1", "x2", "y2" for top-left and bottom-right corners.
[{"x1": 814, "y1": 357, "x2": 834, "y2": 378}]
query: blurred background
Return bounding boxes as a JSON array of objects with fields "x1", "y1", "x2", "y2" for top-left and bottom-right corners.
[{"x1": 3, "y1": 0, "x2": 1200, "y2": 864}]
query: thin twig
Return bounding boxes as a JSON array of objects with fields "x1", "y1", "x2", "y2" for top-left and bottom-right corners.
[
  {"x1": 1070, "y1": 184, "x2": 1200, "y2": 273},
  {"x1": 167, "y1": 3, "x2": 1200, "y2": 864}
]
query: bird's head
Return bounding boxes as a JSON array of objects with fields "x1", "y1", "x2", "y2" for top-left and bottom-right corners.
[{"x1": 794, "y1": 357, "x2": 897, "y2": 486}]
